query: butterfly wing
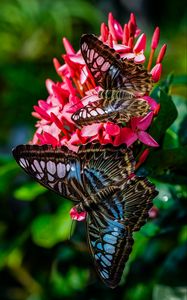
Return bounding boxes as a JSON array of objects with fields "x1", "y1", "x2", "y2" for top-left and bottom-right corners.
[
  {"x1": 72, "y1": 91, "x2": 149, "y2": 126},
  {"x1": 87, "y1": 174, "x2": 158, "y2": 288},
  {"x1": 12, "y1": 144, "x2": 86, "y2": 202},
  {"x1": 81, "y1": 34, "x2": 123, "y2": 89},
  {"x1": 122, "y1": 175, "x2": 158, "y2": 231},
  {"x1": 80, "y1": 34, "x2": 153, "y2": 93},
  {"x1": 12, "y1": 143, "x2": 134, "y2": 202},
  {"x1": 88, "y1": 206, "x2": 133, "y2": 288},
  {"x1": 13, "y1": 143, "x2": 158, "y2": 288}
]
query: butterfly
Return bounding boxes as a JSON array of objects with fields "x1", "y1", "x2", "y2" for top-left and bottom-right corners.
[
  {"x1": 12, "y1": 143, "x2": 158, "y2": 288},
  {"x1": 72, "y1": 34, "x2": 153, "y2": 126}
]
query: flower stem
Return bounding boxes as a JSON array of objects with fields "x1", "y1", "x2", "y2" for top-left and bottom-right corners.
[{"x1": 147, "y1": 49, "x2": 155, "y2": 71}]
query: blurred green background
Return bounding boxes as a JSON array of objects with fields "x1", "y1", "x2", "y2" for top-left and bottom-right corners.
[{"x1": 0, "y1": 0, "x2": 187, "y2": 299}]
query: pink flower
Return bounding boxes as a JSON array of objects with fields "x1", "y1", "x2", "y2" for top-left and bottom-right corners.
[
  {"x1": 113, "y1": 112, "x2": 159, "y2": 147},
  {"x1": 28, "y1": 12, "x2": 166, "y2": 222},
  {"x1": 31, "y1": 12, "x2": 165, "y2": 151},
  {"x1": 122, "y1": 33, "x2": 146, "y2": 63},
  {"x1": 70, "y1": 206, "x2": 87, "y2": 221}
]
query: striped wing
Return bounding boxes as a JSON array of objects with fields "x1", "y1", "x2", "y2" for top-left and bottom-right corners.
[
  {"x1": 72, "y1": 90, "x2": 149, "y2": 126},
  {"x1": 73, "y1": 34, "x2": 152, "y2": 126},
  {"x1": 12, "y1": 144, "x2": 85, "y2": 202},
  {"x1": 80, "y1": 34, "x2": 153, "y2": 93},
  {"x1": 12, "y1": 143, "x2": 134, "y2": 202},
  {"x1": 87, "y1": 175, "x2": 158, "y2": 288},
  {"x1": 12, "y1": 143, "x2": 158, "y2": 288}
]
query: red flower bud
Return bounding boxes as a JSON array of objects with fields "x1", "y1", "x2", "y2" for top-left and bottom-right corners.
[
  {"x1": 151, "y1": 27, "x2": 160, "y2": 50},
  {"x1": 156, "y1": 44, "x2": 167, "y2": 63},
  {"x1": 151, "y1": 63, "x2": 162, "y2": 82}
]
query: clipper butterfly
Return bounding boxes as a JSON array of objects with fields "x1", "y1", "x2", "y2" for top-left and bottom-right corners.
[
  {"x1": 72, "y1": 34, "x2": 153, "y2": 126},
  {"x1": 13, "y1": 143, "x2": 158, "y2": 288}
]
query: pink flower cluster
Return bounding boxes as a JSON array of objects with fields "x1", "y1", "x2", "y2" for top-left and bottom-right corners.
[{"x1": 31, "y1": 13, "x2": 167, "y2": 153}]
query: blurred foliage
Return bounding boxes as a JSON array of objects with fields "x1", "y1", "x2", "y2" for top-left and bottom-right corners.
[{"x1": 0, "y1": 0, "x2": 187, "y2": 300}]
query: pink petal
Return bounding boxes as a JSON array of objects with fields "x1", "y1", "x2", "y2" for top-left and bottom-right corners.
[
  {"x1": 134, "y1": 52, "x2": 146, "y2": 63},
  {"x1": 101, "y1": 22, "x2": 109, "y2": 42},
  {"x1": 114, "y1": 127, "x2": 138, "y2": 147},
  {"x1": 130, "y1": 117, "x2": 141, "y2": 131},
  {"x1": 122, "y1": 24, "x2": 129, "y2": 45},
  {"x1": 130, "y1": 13, "x2": 137, "y2": 28},
  {"x1": 151, "y1": 63, "x2": 162, "y2": 82},
  {"x1": 46, "y1": 79, "x2": 55, "y2": 95},
  {"x1": 113, "y1": 44, "x2": 131, "y2": 53},
  {"x1": 138, "y1": 131, "x2": 159, "y2": 147},
  {"x1": 101, "y1": 133, "x2": 113, "y2": 144},
  {"x1": 81, "y1": 123, "x2": 101, "y2": 137},
  {"x1": 62, "y1": 37, "x2": 75, "y2": 55},
  {"x1": 68, "y1": 53, "x2": 85, "y2": 64},
  {"x1": 80, "y1": 66, "x2": 88, "y2": 84},
  {"x1": 70, "y1": 206, "x2": 87, "y2": 221},
  {"x1": 81, "y1": 94, "x2": 99, "y2": 106},
  {"x1": 137, "y1": 112, "x2": 154, "y2": 130},
  {"x1": 134, "y1": 33, "x2": 146, "y2": 53},
  {"x1": 149, "y1": 206, "x2": 159, "y2": 219},
  {"x1": 43, "y1": 132, "x2": 59, "y2": 147},
  {"x1": 142, "y1": 96, "x2": 158, "y2": 111},
  {"x1": 105, "y1": 122, "x2": 120, "y2": 136},
  {"x1": 33, "y1": 106, "x2": 51, "y2": 121},
  {"x1": 122, "y1": 52, "x2": 135, "y2": 60}
]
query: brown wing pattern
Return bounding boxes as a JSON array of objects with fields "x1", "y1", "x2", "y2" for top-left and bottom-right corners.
[
  {"x1": 80, "y1": 34, "x2": 153, "y2": 93},
  {"x1": 72, "y1": 34, "x2": 152, "y2": 126}
]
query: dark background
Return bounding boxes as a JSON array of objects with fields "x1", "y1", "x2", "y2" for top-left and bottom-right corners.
[{"x1": 0, "y1": 0, "x2": 186, "y2": 299}]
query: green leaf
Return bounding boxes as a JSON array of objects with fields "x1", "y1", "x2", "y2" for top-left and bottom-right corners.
[
  {"x1": 14, "y1": 182, "x2": 46, "y2": 201},
  {"x1": 142, "y1": 146, "x2": 187, "y2": 177},
  {"x1": 31, "y1": 201, "x2": 73, "y2": 248},
  {"x1": 149, "y1": 90, "x2": 178, "y2": 142},
  {"x1": 172, "y1": 74, "x2": 187, "y2": 85}
]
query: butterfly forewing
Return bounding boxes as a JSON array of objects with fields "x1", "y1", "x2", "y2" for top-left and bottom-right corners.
[
  {"x1": 12, "y1": 144, "x2": 86, "y2": 202},
  {"x1": 80, "y1": 34, "x2": 153, "y2": 93}
]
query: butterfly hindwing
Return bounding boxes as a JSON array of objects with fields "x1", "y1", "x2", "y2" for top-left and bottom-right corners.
[
  {"x1": 87, "y1": 175, "x2": 158, "y2": 288},
  {"x1": 88, "y1": 207, "x2": 133, "y2": 288}
]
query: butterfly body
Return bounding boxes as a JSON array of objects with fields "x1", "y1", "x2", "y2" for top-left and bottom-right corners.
[
  {"x1": 72, "y1": 34, "x2": 153, "y2": 126},
  {"x1": 13, "y1": 143, "x2": 158, "y2": 288}
]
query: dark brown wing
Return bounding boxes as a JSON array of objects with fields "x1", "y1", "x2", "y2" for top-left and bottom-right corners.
[
  {"x1": 72, "y1": 89, "x2": 149, "y2": 126},
  {"x1": 80, "y1": 34, "x2": 153, "y2": 94}
]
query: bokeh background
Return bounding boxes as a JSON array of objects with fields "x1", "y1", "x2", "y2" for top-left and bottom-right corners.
[{"x1": 0, "y1": 0, "x2": 187, "y2": 299}]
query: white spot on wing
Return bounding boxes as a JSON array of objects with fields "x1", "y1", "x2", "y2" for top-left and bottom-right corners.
[
  {"x1": 57, "y1": 163, "x2": 66, "y2": 178},
  {"x1": 48, "y1": 173, "x2": 54, "y2": 182},
  {"x1": 90, "y1": 110, "x2": 98, "y2": 116},
  {"x1": 33, "y1": 160, "x2": 42, "y2": 173},
  {"x1": 40, "y1": 161, "x2": 45, "y2": 169},
  {"x1": 47, "y1": 161, "x2": 56, "y2": 175},
  {"x1": 19, "y1": 158, "x2": 27, "y2": 168}
]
